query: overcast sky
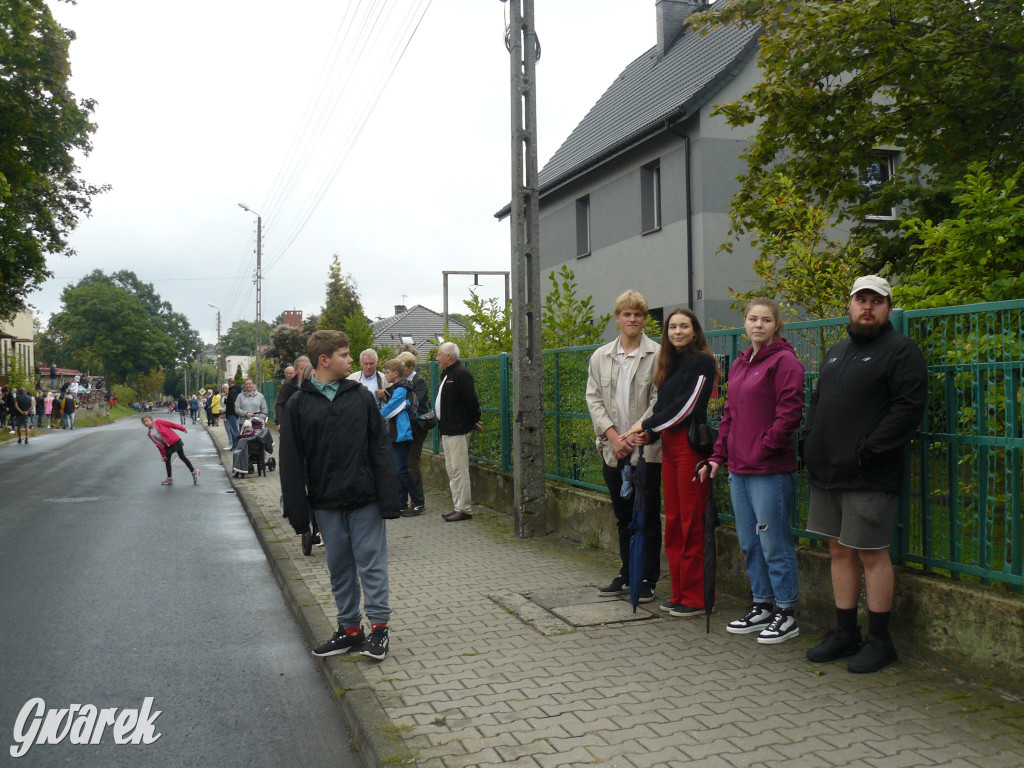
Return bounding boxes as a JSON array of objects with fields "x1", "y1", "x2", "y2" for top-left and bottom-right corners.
[{"x1": 39, "y1": 1, "x2": 657, "y2": 345}]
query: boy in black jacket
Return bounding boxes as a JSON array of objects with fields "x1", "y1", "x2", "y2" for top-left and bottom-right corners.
[{"x1": 279, "y1": 330, "x2": 399, "y2": 661}]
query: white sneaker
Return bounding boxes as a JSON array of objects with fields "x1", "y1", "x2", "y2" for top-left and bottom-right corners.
[
  {"x1": 757, "y1": 612, "x2": 799, "y2": 645},
  {"x1": 726, "y1": 604, "x2": 774, "y2": 635}
]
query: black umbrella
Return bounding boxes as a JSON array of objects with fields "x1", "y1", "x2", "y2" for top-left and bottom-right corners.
[
  {"x1": 627, "y1": 448, "x2": 649, "y2": 613},
  {"x1": 695, "y1": 460, "x2": 720, "y2": 633}
]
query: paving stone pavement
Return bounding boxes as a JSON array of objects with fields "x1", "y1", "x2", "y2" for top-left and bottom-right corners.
[{"x1": 204, "y1": 424, "x2": 1024, "y2": 768}]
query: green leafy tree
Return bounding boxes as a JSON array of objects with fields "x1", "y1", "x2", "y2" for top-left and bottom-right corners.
[
  {"x1": 695, "y1": 0, "x2": 1024, "y2": 273},
  {"x1": 269, "y1": 324, "x2": 309, "y2": 371},
  {"x1": 343, "y1": 314, "x2": 376, "y2": 359},
  {"x1": 450, "y1": 291, "x2": 512, "y2": 357},
  {"x1": 899, "y1": 162, "x2": 1024, "y2": 309},
  {"x1": 727, "y1": 173, "x2": 867, "y2": 319},
  {"x1": 45, "y1": 282, "x2": 176, "y2": 383},
  {"x1": 2, "y1": 352, "x2": 30, "y2": 390},
  {"x1": 0, "y1": 0, "x2": 105, "y2": 321},
  {"x1": 318, "y1": 254, "x2": 365, "y2": 331},
  {"x1": 541, "y1": 266, "x2": 612, "y2": 349},
  {"x1": 136, "y1": 368, "x2": 165, "y2": 399},
  {"x1": 220, "y1": 319, "x2": 272, "y2": 356},
  {"x1": 246, "y1": 357, "x2": 275, "y2": 385}
]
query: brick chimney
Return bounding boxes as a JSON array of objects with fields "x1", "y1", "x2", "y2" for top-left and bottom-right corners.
[{"x1": 656, "y1": 0, "x2": 706, "y2": 57}]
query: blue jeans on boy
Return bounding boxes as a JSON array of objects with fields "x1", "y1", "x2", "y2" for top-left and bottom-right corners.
[
  {"x1": 315, "y1": 502, "x2": 390, "y2": 628},
  {"x1": 224, "y1": 414, "x2": 239, "y2": 448},
  {"x1": 392, "y1": 441, "x2": 423, "y2": 509},
  {"x1": 728, "y1": 472, "x2": 800, "y2": 609}
]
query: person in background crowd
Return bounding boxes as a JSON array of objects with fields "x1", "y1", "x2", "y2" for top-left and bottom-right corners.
[
  {"x1": 398, "y1": 351, "x2": 430, "y2": 516},
  {"x1": 68, "y1": 376, "x2": 80, "y2": 403},
  {"x1": 626, "y1": 307, "x2": 717, "y2": 618},
  {"x1": 802, "y1": 275, "x2": 928, "y2": 674},
  {"x1": 1, "y1": 387, "x2": 11, "y2": 432},
  {"x1": 50, "y1": 391, "x2": 63, "y2": 429},
  {"x1": 380, "y1": 358, "x2": 424, "y2": 518},
  {"x1": 189, "y1": 393, "x2": 199, "y2": 424},
  {"x1": 435, "y1": 342, "x2": 482, "y2": 523},
  {"x1": 49, "y1": 363, "x2": 57, "y2": 390},
  {"x1": 586, "y1": 290, "x2": 663, "y2": 603},
  {"x1": 60, "y1": 389, "x2": 77, "y2": 429},
  {"x1": 348, "y1": 349, "x2": 388, "y2": 407},
  {"x1": 699, "y1": 298, "x2": 805, "y2": 644},
  {"x1": 275, "y1": 355, "x2": 317, "y2": 554},
  {"x1": 235, "y1": 377, "x2": 268, "y2": 424},
  {"x1": 43, "y1": 391, "x2": 54, "y2": 428},
  {"x1": 14, "y1": 387, "x2": 33, "y2": 444},
  {"x1": 210, "y1": 388, "x2": 222, "y2": 427},
  {"x1": 35, "y1": 391, "x2": 46, "y2": 428}
]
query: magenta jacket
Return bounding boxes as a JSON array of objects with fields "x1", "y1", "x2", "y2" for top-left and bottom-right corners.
[
  {"x1": 147, "y1": 418, "x2": 186, "y2": 459},
  {"x1": 709, "y1": 337, "x2": 804, "y2": 475}
]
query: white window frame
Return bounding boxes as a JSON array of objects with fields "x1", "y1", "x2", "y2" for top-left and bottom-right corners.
[{"x1": 861, "y1": 150, "x2": 897, "y2": 221}]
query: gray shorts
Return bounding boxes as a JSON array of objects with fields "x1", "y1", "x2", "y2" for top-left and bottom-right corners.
[{"x1": 807, "y1": 487, "x2": 899, "y2": 550}]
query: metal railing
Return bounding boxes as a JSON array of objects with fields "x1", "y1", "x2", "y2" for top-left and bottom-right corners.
[{"x1": 423, "y1": 298, "x2": 1024, "y2": 590}]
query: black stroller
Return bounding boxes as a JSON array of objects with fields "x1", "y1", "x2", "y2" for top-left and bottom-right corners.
[{"x1": 231, "y1": 418, "x2": 275, "y2": 477}]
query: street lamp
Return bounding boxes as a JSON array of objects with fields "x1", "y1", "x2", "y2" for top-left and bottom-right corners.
[
  {"x1": 208, "y1": 303, "x2": 222, "y2": 382},
  {"x1": 237, "y1": 203, "x2": 263, "y2": 387}
]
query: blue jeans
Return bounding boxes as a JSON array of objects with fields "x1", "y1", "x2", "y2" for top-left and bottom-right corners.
[
  {"x1": 224, "y1": 414, "x2": 239, "y2": 448},
  {"x1": 315, "y1": 502, "x2": 390, "y2": 628},
  {"x1": 62, "y1": 412, "x2": 75, "y2": 429},
  {"x1": 392, "y1": 441, "x2": 422, "y2": 508},
  {"x1": 728, "y1": 472, "x2": 800, "y2": 609}
]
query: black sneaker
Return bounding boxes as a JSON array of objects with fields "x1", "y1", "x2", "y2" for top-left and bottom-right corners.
[
  {"x1": 401, "y1": 505, "x2": 424, "y2": 517},
  {"x1": 806, "y1": 627, "x2": 863, "y2": 663},
  {"x1": 726, "y1": 604, "x2": 774, "y2": 635},
  {"x1": 598, "y1": 577, "x2": 628, "y2": 598},
  {"x1": 757, "y1": 611, "x2": 799, "y2": 645},
  {"x1": 301, "y1": 530, "x2": 313, "y2": 557},
  {"x1": 360, "y1": 625, "x2": 389, "y2": 661},
  {"x1": 637, "y1": 582, "x2": 656, "y2": 603},
  {"x1": 659, "y1": 601, "x2": 683, "y2": 613},
  {"x1": 668, "y1": 604, "x2": 704, "y2": 618},
  {"x1": 312, "y1": 627, "x2": 365, "y2": 657},
  {"x1": 847, "y1": 634, "x2": 898, "y2": 674}
]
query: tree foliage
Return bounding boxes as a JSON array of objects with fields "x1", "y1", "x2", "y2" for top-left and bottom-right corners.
[
  {"x1": 45, "y1": 281, "x2": 176, "y2": 384},
  {"x1": 541, "y1": 266, "x2": 612, "y2": 349},
  {"x1": 695, "y1": 0, "x2": 1024, "y2": 272},
  {"x1": 450, "y1": 291, "x2": 512, "y2": 358},
  {"x1": 0, "y1": 1, "x2": 105, "y2": 321},
  {"x1": 318, "y1": 254, "x2": 365, "y2": 331},
  {"x1": 899, "y1": 162, "x2": 1024, "y2": 309},
  {"x1": 220, "y1": 319, "x2": 273, "y2": 356}
]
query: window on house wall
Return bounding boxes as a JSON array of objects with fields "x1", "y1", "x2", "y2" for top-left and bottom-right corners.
[
  {"x1": 860, "y1": 151, "x2": 897, "y2": 220},
  {"x1": 641, "y1": 160, "x2": 662, "y2": 234},
  {"x1": 575, "y1": 195, "x2": 591, "y2": 257}
]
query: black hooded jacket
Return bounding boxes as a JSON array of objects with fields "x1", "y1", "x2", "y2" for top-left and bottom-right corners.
[
  {"x1": 802, "y1": 322, "x2": 928, "y2": 493},
  {"x1": 279, "y1": 377, "x2": 399, "y2": 533}
]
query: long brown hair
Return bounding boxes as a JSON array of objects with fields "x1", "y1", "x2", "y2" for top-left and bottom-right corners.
[{"x1": 653, "y1": 307, "x2": 718, "y2": 387}]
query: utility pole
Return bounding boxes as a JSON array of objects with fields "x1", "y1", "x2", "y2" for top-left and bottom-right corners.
[
  {"x1": 209, "y1": 304, "x2": 222, "y2": 382},
  {"x1": 238, "y1": 203, "x2": 263, "y2": 387},
  {"x1": 506, "y1": 0, "x2": 546, "y2": 537}
]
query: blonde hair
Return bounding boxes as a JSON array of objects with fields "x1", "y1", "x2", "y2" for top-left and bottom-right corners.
[
  {"x1": 383, "y1": 358, "x2": 405, "y2": 375},
  {"x1": 614, "y1": 290, "x2": 648, "y2": 316}
]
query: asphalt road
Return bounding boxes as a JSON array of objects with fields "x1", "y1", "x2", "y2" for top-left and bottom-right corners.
[{"x1": 0, "y1": 417, "x2": 363, "y2": 768}]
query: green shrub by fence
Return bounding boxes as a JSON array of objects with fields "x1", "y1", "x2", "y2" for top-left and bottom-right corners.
[{"x1": 422, "y1": 299, "x2": 1024, "y2": 591}]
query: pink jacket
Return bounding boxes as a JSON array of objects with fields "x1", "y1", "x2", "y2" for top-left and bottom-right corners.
[{"x1": 147, "y1": 418, "x2": 186, "y2": 459}]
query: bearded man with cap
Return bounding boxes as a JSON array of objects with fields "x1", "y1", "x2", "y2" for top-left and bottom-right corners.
[{"x1": 802, "y1": 275, "x2": 928, "y2": 674}]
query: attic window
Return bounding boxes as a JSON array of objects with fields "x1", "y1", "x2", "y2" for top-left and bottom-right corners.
[
  {"x1": 641, "y1": 160, "x2": 662, "y2": 234},
  {"x1": 400, "y1": 335, "x2": 414, "y2": 345}
]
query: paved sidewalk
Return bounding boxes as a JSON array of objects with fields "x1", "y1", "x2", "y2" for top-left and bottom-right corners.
[{"x1": 204, "y1": 423, "x2": 1024, "y2": 768}]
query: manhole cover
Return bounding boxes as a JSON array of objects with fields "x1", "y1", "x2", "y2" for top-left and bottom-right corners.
[{"x1": 489, "y1": 586, "x2": 658, "y2": 636}]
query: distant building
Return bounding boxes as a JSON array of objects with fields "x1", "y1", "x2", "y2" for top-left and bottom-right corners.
[
  {"x1": 371, "y1": 305, "x2": 466, "y2": 361},
  {"x1": 281, "y1": 310, "x2": 303, "y2": 329},
  {"x1": 223, "y1": 355, "x2": 254, "y2": 382},
  {"x1": 0, "y1": 310, "x2": 35, "y2": 387}
]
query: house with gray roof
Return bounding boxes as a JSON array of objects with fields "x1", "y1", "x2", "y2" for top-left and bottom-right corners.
[
  {"x1": 508, "y1": 0, "x2": 764, "y2": 332},
  {"x1": 371, "y1": 304, "x2": 466, "y2": 361}
]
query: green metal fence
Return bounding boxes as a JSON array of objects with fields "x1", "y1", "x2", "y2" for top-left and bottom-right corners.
[{"x1": 425, "y1": 298, "x2": 1024, "y2": 590}]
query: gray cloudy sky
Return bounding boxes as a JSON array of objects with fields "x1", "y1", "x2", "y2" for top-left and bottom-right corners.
[{"x1": 39, "y1": 0, "x2": 655, "y2": 345}]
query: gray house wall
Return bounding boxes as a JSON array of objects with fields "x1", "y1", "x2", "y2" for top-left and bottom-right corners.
[{"x1": 536, "y1": 45, "x2": 763, "y2": 338}]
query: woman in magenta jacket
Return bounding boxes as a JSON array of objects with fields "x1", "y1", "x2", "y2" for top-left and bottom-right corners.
[
  {"x1": 699, "y1": 298, "x2": 805, "y2": 644},
  {"x1": 142, "y1": 415, "x2": 200, "y2": 486}
]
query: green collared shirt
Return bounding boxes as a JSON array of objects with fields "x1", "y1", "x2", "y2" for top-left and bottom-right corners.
[{"x1": 309, "y1": 375, "x2": 340, "y2": 401}]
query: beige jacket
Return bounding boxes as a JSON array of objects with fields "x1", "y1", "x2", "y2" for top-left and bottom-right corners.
[{"x1": 585, "y1": 334, "x2": 662, "y2": 465}]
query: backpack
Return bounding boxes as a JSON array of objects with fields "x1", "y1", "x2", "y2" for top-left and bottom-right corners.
[{"x1": 407, "y1": 375, "x2": 437, "y2": 431}]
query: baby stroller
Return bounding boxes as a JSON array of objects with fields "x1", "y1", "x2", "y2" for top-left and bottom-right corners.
[{"x1": 231, "y1": 418, "x2": 275, "y2": 477}]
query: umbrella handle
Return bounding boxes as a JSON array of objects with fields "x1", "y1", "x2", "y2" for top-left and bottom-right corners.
[{"x1": 694, "y1": 459, "x2": 711, "y2": 481}]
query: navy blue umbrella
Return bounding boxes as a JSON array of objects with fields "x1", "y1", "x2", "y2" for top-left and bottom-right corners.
[
  {"x1": 628, "y1": 448, "x2": 649, "y2": 613},
  {"x1": 695, "y1": 460, "x2": 721, "y2": 633}
]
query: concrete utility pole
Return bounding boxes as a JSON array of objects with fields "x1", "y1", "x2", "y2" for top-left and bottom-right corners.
[
  {"x1": 238, "y1": 203, "x2": 263, "y2": 387},
  {"x1": 506, "y1": 0, "x2": 546, "y2": 537}
]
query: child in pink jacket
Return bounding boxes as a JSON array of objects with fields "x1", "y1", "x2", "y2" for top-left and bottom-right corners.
[{"x1": 142, "y1": 415, "x2": 200, "y2": 486}]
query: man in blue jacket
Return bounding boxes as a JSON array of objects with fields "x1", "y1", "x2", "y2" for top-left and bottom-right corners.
[
  {"x1": 802, "y1": 275, "x2": 928, "y2": 674},
  {"x1": 279, "y1": 330, "x2": 399, "y2": 661}
]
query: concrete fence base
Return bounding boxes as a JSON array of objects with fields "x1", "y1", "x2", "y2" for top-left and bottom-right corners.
[{"x1": 422, "y1": 452, "x2": 1024, "y2": 697}]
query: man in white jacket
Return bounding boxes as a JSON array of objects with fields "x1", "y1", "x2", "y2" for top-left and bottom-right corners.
[{"x1": 585, "y1": 290, "x2": 662, "y2": 603}]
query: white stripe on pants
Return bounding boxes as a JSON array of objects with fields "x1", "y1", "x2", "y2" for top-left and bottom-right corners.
[{"x1": 442, "y1": 433, "x2": 472, "y2": 513}]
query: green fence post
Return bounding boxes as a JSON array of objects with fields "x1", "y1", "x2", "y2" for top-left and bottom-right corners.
[{"x1": 553, "y1": 351, "x2": 562, "y2": 479}]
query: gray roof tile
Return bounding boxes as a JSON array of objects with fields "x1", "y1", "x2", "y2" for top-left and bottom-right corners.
[{"x1": 371, "y1": 305, "x2": 466, "y2": 360}]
